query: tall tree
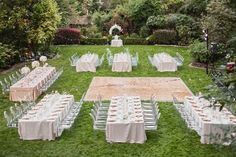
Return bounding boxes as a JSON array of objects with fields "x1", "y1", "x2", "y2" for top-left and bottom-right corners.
[
  {"x1": 202, "y1": 0, "x2": 236, "y2": 43},
  {"x1": 0, "y1": 0, "x2": 61, "y2": 54}
]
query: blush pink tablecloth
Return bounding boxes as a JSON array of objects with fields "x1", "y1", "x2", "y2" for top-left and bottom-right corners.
[
  {"x1": 10, "y1": 67, "x2": 56, "y2": 101},
  {"x1": 76, "y1": 53, "x2": 99, "y2": 72},
  {"x1": 153, "y1": 53, "x2": 177, "y2": 72},
  {"x1": 106, "y1": 96, "x2": 147, "y2": 143},
  {"x1": 112, "y1": 53, "x2": 132, "y2": 72},
  {"x1": 18, "y1": 94, "x2": 74, "y2": 140}
]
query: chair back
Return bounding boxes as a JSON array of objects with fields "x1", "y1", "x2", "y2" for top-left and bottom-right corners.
[
  {"x1": 89, "y1": 113, "x2": 96, "y2": 123},
  {"x1": 4, "y1": 111, "x2": 12, "y2": 126},
  {"x1": 10, "y1": 106, "x2": 17, "y2": 118}
]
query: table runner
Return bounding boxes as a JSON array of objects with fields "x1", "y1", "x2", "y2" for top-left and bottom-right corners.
[
  {"x1": 106, "y1": 96, "x2": 147, "y2": 143},
  {"x1": 76, "y1": 53, "x2": 99, "y2": 72},
  {"x1": 153, "y1": 53, "x2": 177, "y2": 72},
  {"x1": 184, "y1": 96, "x2": 236, "y2": 144},
  {"x1": 10, "y1": 67, "x2": 56, "y2": 101},
  {"x1": 112, "y1": 53, "x2": 132, "y2": 72},
  {"x1": 18, "y1": 93, "x2": 74, "y2": 140}
]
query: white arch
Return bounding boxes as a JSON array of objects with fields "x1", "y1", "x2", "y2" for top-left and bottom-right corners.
[{"x1": 109, "y1": 24, "x2": 122, "y2": 35}]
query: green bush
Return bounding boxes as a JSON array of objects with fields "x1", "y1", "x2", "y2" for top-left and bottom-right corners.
[
  {"x1": 129, "y1": 33, "x2": 140, "y2": 38},
  {"x1": 147, "y1": 29, "x2": 177, "y2": 45},
  {"x1": 123, "y1": 38, "x2": 148, "y2": 45},
  {"x1": 80, "y1": 38, "x2": 108, "y2": 45},
  {"x1": 139, "y1": 26, "x2": 151, "y2": 38},
  {"x1": 146, "y1": 35, "x2": 157, "y2": 45},
  {"x1": 175, "y1": 14, "x2": 201, "y2": 45},
  {"x1": 0, "y1": 43, "x2": 19, "y2": 69},
  {"x1": 227, "y1": 36, "x2": 236, "y2": 51},
  {"x1": 146, "y1": 15, "x2": 166, "y2": 29},
  {"x1": 189, "y1": 40, "x2": 208, "y2": 63}
]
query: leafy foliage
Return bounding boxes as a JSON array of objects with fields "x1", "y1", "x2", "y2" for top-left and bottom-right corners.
[
  {"x1": 202, "y1": 0, "x2": 236, "y2": 43},
  {"x1": 0, "y1": 43, "x2": 19, "y2": 69},
  {"x1": 0, "y1": 0, "x2": 61, "y2": 53},
  {"x1": 189, "y1": 40, "x2": 208, "y2": 63},
  {"x1": 152, "y1": 29, "x2": 177, "y2": 45},
  {"x1": 179, "y1": 0, "x2": 208, "y2": 17}
]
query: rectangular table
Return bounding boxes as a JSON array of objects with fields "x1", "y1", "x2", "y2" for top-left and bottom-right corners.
[
  {"x1": 10, "y1": 67, "x2": 56, "y2": 101},
  {"x1": 184, "y1": 96, "x2": 236, "y2": 144},
  {"x1": 76, "y1": 53, "x2": 99, "y2": 72},
  {"x1": 111, "y1": 39, "x2": 123, "y2": 47},
  {"x1": 112, "y1": 53, "x2": 132, "y2": 72},
  {"x1": 18, "y1": 93, "x2": 74, "y2": 140},
  {"x1": 153, "y1": 53, "x2": 177, "y2": 72},
  {"x1": 106, "y1": 96, "x2": 147, "y2": 143}
]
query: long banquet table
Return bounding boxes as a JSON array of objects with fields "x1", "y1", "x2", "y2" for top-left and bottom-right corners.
[
  {"x1": 76, "y1": 53, "x2": 99, "y2": 72},
  {"x1": 112, "y1": 53, "x2": 132, "y2": 72},
  {"x1": 184, "y1": 96, "x2": 236, "y2": 144},
  {"x1": 18, "y1": 93, "x2": 74, "y2": 140},
  {"x1": 153, "y1": 53, "x2": 177, "y2": 72},
  {"x1": 10, "y1": 67, "x2": 56, "y2": 101},
  {"x1": 106, "y1": 96, "x2": 147, "y2": 143}
]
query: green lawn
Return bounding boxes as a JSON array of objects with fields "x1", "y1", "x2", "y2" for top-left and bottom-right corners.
[{"x1": 0, "y1": 45, "x2": 235, "y2": 157}]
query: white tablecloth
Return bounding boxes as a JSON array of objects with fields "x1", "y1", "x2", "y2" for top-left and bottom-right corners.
[
  {"x1": 112, "y1": 53, "x2": 132, "y2": 72},
  {"x1": 10, "y1": 67, "x2": 56, "y2": 101},
  {"x1": 106, "y1": 96, "x2": 147, "y2": 143},
  {"x1": 18, "y1": 93, "x2": 74, "y2": 140},
  {"x1": 153, "y1": 53, "x2": 177, "y2": 72},
  {"x1": 76, "y1": 53, "x2": 99, "y2": 72},
  {"x1": 111, "y1": 39, "x2": 123, "y2": 47},
  {"x1": 184, "y1": 96, "x2": 236, "y2": 144}
]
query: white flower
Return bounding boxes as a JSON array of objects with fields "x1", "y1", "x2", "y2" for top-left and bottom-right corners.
[
  {"x1": 31, "y1": 61, "x2": 40, "y2": 68},
  {"x1": 39, "y1": 56, "x2": 47, "y2": 62},
  {"x1": 21, "y1": 66, "x2": 30, "y2": 74},
  {"x1": 225, "y1": 54, "x2": 231, "y2": 59},
  {"x1": 43, "y1": 63, "x2": 49, "y2": 67}
]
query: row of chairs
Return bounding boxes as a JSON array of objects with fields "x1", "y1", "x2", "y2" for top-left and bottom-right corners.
[
  {"x1": 106, "y1": 48, "x2": 113, "y2": 66},
  {"x1": 57, "y1": 93, "x2": 85, "y2": 136},
  {"x1": 40, "y1": 67, "x2": 64, "y2": 92},
  {"x1": 4, "y1": 101, "x2": 36, "y2": 128},
  {"x1": 0, "y1": 70, "x2": 24, "y2": 94},
  {"x1": 96, "y1": 53, "x2": 105, "y2": 67},
  {"x1": 124, "y1": 48, "x2": 139, "y2": 67},
  {"x1": 69, "y1": 53, "x2": 79, "y2": 66},
  {"x1": 142, "y1": 96, "x2": 161, "y2": 130},
  {"x1": 90, "y1": 99, "x2": 110, "y2": 131},
  {"x1": 172, "y1": 95, "x2": 199, "y2": 132}
]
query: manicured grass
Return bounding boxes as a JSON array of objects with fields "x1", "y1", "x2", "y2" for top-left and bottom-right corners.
[{"x1": 0, "y1": 45, "x2": 235, "y2": 157}]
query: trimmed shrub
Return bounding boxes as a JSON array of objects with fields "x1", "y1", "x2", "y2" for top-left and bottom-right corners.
[
  {"x1": 148, "y1": 29, "x2": 177, "y2": 45},
  {"x1": 189, "y1": 40, "x2": 208, "y2": 63},
  {"x1": 0, "y1": 43, "x2": 19, "y2": 69},
  {"x1": 54, "y1": 28, "x2": 80, "y2": 45},
  {"x1": 123, "y1": 38, "x2": 148, "y2": 45},
  {"x1": 130, "y1": 33, "x2": 140, "y2": 38},
  {"x1": 80, "y1": 38, "x2": 108, "y2": 45},
  {"x1": 139, "y1": 26, "x2": 151, "y2": 38}
]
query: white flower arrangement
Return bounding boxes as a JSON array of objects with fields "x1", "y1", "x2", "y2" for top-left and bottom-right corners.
[
  {"x1": 21, "y1": 66, "x2": 30, "y2": 75},
  {"x1": 31, "y1": 61, "x2": 40, "y2": 69},
  {"x1": 39, "y1": 56, "x2": 47, "y2": 63}
]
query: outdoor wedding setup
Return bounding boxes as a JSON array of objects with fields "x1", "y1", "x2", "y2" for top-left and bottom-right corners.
[{"x1": 1, "y1": 0, "x2": 236, "y2": 156}]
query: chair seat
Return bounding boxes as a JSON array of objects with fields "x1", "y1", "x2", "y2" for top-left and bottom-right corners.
[{"x1": 145, "y1": 125, "x2": 157, "y2": 130}]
